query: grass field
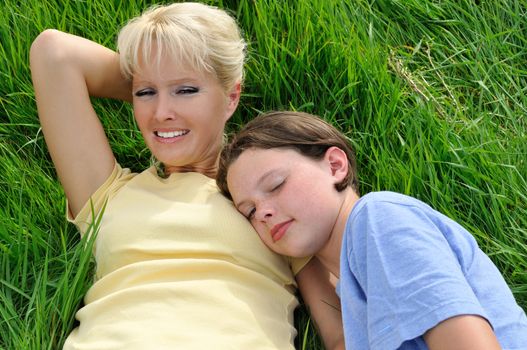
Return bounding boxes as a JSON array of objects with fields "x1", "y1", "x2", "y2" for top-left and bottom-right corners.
[{"x1": 1, "y1": 0, "x2": 526, "y2": 349}]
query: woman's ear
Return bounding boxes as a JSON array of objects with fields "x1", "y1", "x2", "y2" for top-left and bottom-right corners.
[
  {"x1": 324, "y1": 146, "x2": 349, "y2": 183},
  {"x1": 224, "y1": 82, "x2": 241, "y2": 121}
]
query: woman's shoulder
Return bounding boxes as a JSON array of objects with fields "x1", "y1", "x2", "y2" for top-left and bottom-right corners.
[{"x1": 68, "y1": 162, "x2": 137, "y2": 230}]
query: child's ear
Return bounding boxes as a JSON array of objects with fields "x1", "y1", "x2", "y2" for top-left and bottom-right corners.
[{"x1": 324, "y1": 146, "x2": 349, "y2": 182}]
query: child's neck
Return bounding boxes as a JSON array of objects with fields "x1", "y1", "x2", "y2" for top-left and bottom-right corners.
[{"x1": 316, "y1": 188, "x2": 360, "y2": 278}]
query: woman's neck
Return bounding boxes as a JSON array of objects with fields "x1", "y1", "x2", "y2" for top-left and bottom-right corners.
[{"x1": 164, "y1": 164, "x2": 217, "y2": 179}]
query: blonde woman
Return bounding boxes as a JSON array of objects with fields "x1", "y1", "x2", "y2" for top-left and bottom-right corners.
[{"x1": 30, "y1": 3, "x2": 343, "y2": 349}]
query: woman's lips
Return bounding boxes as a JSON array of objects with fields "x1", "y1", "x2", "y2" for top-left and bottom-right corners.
[
  {"x1": 154, "y1": 129, "x2": 190, "y2": 143},
  {"x1": 270, "y1": 219, "x2": 293, "y2": 242},
  {"x1": 155, "y1": 129, "x2": 189, "y2": 138}
]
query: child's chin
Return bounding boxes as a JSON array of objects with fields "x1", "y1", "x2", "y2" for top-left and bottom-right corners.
[{"x1": 283, "y1": 249, "x2": 312, "y2": 259}]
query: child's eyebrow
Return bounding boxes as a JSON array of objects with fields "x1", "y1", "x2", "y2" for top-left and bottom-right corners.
[{"x1": 233, "y1": 169, "x2": 277, "y2": 209}]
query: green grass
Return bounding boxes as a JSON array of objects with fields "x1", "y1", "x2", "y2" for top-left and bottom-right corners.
[{"x1": 1, "y1": 0, "x2": 526, "y2": 348}]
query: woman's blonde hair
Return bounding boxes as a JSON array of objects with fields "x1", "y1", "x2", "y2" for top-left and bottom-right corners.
[{"x1": 117, "y1": 2, "x2": 246, "y2": 92}]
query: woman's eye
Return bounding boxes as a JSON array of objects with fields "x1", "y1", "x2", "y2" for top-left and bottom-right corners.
[
  {"x1": 134, "y1": 88, "x2": 155, "y2": 97},
  {"x1": 177, "y1": 86, "x2": 199, "y2": 94},
  {"x1": 247, "y1": 208, "x2": 256, "y2": 220}
]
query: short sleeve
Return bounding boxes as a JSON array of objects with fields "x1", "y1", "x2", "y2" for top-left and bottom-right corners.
[
  {"x1": 66, "y1": 162, "x2": 133, "y2": 237},
  {"x1": 347, "y1": 198, "x2": 487, "y2": 350}
]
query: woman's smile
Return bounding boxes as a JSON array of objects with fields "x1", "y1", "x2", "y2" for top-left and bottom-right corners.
[{"x1": 154, "y1": 129, "x2": 190, "y2": 143}]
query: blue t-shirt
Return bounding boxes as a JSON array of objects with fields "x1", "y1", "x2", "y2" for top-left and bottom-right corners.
[{"x1": 337, "y1": 191, "x2": 527, "y2": 350}]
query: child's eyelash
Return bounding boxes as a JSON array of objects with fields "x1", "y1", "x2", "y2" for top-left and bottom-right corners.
[{"x1": 271, "y1": 180, "x2": 285, "y2": 192}]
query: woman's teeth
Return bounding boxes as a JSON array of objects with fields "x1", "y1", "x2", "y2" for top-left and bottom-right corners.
[{"x1": 155, "y1": 130, "x2": 189, "y2": 138}]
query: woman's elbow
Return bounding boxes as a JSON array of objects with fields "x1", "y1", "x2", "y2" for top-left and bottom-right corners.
[{"x1": 30, "y1": 29, "x2": 69, "y2": 70}]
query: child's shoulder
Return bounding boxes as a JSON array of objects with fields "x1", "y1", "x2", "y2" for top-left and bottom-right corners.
[
  {"x1": 351, "y1": 191, "x2": 438, "y2": 221},
  {"x1": 358, "y1": 191, "x2": 424, "y2": 207}
]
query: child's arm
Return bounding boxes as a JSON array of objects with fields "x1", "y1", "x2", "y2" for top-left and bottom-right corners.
[
  {"x1": 296, "y1": 257, "x2": 345, "y2": 350},
  {"x1": 424, "y1": 315, "x2": 502, "y2": 349}
]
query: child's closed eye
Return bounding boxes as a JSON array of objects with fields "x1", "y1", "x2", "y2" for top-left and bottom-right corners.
[
  {"x1": 246, "y1": 207, "x2": 256, "y2": 220},
  {"x1": 270, "y1": 180, "x2": 285, "y2": 192}
]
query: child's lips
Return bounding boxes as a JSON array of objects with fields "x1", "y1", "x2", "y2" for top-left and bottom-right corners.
[{"x1": 270, "y1": 219, "x2": 293, "y2": 242}]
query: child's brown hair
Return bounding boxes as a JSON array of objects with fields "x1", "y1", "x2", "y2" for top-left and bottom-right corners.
[{"x1": 217, "y1": 111, "x2": 359, "y2": 199}]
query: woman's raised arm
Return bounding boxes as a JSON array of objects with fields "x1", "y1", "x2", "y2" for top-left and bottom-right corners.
[{"x1": 30, "y1": 29, "x2": 132, "y2": 217}]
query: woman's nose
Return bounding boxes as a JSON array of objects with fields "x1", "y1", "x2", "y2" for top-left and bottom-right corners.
[{"x1": 154, "y1": 93, "x2": 176, "y2": 122}]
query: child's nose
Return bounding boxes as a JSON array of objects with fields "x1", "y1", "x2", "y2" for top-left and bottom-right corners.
[{"x1": 255, "y1": 203, "x2": 274, "y2": 222}]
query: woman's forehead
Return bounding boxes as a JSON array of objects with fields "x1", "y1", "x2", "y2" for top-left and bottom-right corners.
[
  {"x1": 129, "y1": 38, "x2": 212, "y2": 76},
  {"x1": 132, "y1": 51, "x2": 213, "y2": 81}
]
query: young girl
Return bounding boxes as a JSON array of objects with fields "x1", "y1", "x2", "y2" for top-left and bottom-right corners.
[
  {"x1": 30, "y1": 4, "x2": 342, "y2": 349},
  {"x1": 217, "y1": 111, "x2": 527, "y2": 350}
]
